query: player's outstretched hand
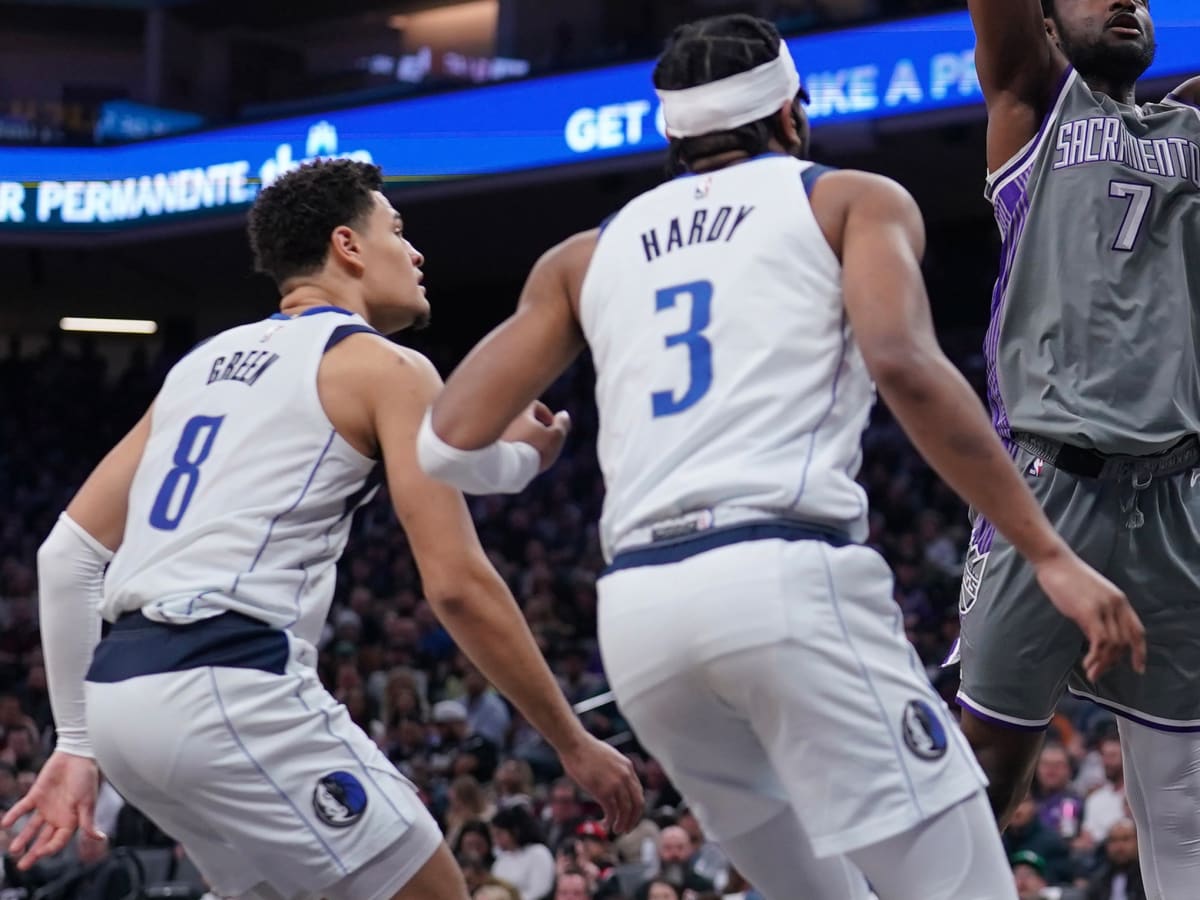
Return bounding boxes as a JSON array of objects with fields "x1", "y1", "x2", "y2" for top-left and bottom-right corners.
[
  {"x1": 1035, "y1": 551, "x2": 1147, "y2": 681},
  {"x1": 560, "y1": 736, "x2": 644, "y2": 835},
  {"x1": 502, "y1": 401, "x2": 571, "y2": 473},
  {"x1": 0, "y1": 751, "x2": 103, "y2": 870}
]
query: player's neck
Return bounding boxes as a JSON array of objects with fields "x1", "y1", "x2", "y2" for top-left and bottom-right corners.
[
  {"x1": 279, "y1": 285, "x2": 370, "y2": 324},
  {"x1": 1086, "y1": 76, "x2": 1138, "y2": 105}
]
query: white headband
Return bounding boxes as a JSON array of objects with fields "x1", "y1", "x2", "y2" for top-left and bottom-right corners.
[{"x1": 656, "y1": 42, "x2": 801, "y2": 139}]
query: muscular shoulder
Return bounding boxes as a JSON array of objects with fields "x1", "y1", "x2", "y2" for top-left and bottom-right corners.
[
  {"x1": 1170, "y1": 76, "x2": 1200, "y2": 107},
  {"x1": 318, "y1": 334, "x2": 442, "y2": 456},
  {"x1": 805, "y1": 170, "x2": 922, "y2": 259}
]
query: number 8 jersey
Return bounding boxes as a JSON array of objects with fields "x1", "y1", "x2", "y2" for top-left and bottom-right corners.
[
  {"x1": 580, "y1": 154, "x2": 873, "y2": 559},
  {"x1": 103, "y1": 307, "x2": 381, "y2": 646}
]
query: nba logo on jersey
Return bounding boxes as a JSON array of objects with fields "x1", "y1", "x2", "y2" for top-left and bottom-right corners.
[
  {"x1": 1026, "y1": 458, "x2": 1045, "y2": 478},
  {"x1": 694, "y1": 176, "x2": 713, "y2": 200}
]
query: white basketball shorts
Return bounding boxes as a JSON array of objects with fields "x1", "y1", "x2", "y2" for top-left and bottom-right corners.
[
  {"x1": 85, "y1": 633, "x2": 441, "y2": 900},
  {"x1": 598, "y1": 535, "x2": 986, "y2": 858}
]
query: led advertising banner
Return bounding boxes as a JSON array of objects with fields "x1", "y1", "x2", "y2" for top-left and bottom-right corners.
[{"x1": 1, "y1": 2, "x2": 1196, "y2": 232}]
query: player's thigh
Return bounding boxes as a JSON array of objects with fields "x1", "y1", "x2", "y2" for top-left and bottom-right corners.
[
  {"x1": 89, "y1": 665, "x2": 437, "y2": 899},
  {"x1": 327, "y1": 808, "x2": 454, "y2": 900},
  {"x1": 1079, "y1": 471, "x2": 1200, "y2": 727},
  {"x1": 846, "y1": 790, "x2": 1016, "y2": 900},
  {"x1": 733, "y1": 542, "x2": 986, "y2": 859},
  {"x1": 957, "y1": 448, "x2": 1111, "y2": 728},
  {"x1": 1117, "y1": 717, "x2": 1200, "y2": 900}
]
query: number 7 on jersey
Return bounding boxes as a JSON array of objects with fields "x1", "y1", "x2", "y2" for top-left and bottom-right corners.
[{"x1": 651, "y1": 280, "x2": 714, "y2": 418}]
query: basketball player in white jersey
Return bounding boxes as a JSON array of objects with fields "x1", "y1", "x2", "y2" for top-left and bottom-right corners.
[
  {"x1": 2, "y1": 159, "x2": 643, "y2": 900},
  {"x1": 415, "y1": 15, "x2": 1145, "y2": 900}
]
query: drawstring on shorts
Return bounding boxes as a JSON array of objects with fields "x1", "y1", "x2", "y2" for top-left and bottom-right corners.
[{"x1": 1120, "y1": 468, "x2": 1153, "y2": 530}]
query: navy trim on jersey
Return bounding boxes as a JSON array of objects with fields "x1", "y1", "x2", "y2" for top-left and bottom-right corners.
[
  {"x1": 602, "y1": 520, "x2": 851, "y2": 576},
  {"x1": 325, "y1": 323, "x2": 378, "y2": 352},
  {"x1": 86, "y1": 611, "x2": 289, "y2": 682},
  {"x1": 269, "y1": 306, "x2": 356, "y2": 321},
  {"x1": 801, "y1": 163, "x2": 837, "y2": 196},
  {"x1": 598, "y1": 212, "x2": 617, "y2": 235}
]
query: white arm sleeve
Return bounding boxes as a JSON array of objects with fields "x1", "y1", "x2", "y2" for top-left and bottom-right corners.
[
  {"x1": 416, "y1": 410, "x2": 541, "y2": 495},
  {"x1": 36, "y1": 513, "x2": 112, "y2": 759}
]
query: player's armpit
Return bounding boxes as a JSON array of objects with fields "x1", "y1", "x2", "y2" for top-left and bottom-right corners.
[
  {"x1": 64, "y1": 404, "x2": 155, "y2": 553},
  {"x1": 966, "y1": 0, "x2": 1067, "y2": 172},
  {"x1": 431, "y1": 229, "x2": 594, "y2": 451}
]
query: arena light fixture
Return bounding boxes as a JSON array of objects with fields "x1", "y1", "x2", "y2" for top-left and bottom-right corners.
[{"x1": 59, "y1": 317, "x2": 159, "y2": 335}]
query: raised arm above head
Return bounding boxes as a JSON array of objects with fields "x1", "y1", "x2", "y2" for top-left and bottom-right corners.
[{"x1": 968, "y1": 0, "x2": 1069, "y2": 171}]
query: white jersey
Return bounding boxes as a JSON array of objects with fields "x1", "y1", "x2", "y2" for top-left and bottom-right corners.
[
  {"x1": 103, "y1": 307, "x2": 381, "y2": 646},
  {"x1": 579, "y1": 154, "x2": 873, "y2": 558}
]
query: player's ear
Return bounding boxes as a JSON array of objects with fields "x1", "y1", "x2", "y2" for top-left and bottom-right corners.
[
  {"x1": 329, "y1": 225, "x2": 366, "y2": 275},
  {"x1": 1044, "y1": 16, "x2": 1061, "y2": 49},
  {"x1": 776, "y1": 102, "x2": 800, "y2": 147}
]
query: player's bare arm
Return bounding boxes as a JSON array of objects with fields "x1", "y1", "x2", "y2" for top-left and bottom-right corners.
[
  {"x1": 813, "y1": 168, "x2": 1145, "y2": 680},
  {"x1": 967, "y1": 0, "x2": 1069, "y2": 171},
  {"x1": 0, "y1": 407, "x2": 153, "y2": 868},
  {"x1": 320, "y1": 334, "x2": 642, "y2": 832},
  {"x1": 1171, "y1": 75, "x2": 1200, "y2": 105},
  {"x1": 428, "y1": 229, "x2": 596, "y2": 451}
]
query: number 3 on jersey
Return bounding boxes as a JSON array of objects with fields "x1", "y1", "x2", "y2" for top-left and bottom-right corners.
[
  {"x1": 149, "y1": 415, "x2": 224, "y2": 530},
  {"x1": 651, "y1": 280, "x2": 714, "y2": 418}
]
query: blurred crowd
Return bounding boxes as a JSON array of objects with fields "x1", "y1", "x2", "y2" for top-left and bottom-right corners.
[{"x1": 0, "y1": 334, "x2": 1142, "y2": 899}]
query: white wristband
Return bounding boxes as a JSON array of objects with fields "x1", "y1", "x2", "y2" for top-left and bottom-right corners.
[{"x1": 417, "y1": 410, "x2": 540, "y2": 495}]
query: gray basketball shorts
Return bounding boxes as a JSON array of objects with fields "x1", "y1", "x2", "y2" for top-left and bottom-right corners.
[{"x1": 956, "y1": 446, "x2": 1200, "y2": 731}]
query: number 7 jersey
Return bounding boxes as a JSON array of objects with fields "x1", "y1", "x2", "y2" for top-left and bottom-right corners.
[
  {"x1": 984, "y1": 68, "x2": 1200, "y2": 456},
  {"x1": 103, "y1": 308, "x2": 382, "y2": 646},
  {"x1": 579, "y1": 154, "x2": 873, "y2": 559}
]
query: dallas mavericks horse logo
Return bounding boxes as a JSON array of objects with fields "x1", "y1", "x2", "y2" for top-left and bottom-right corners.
[
  {"x1": 313, "y1": 771, "x2": 368, "y2": 828},
  {"x1": 901, "y1": 700, "x2": 948, "y2": 761}
]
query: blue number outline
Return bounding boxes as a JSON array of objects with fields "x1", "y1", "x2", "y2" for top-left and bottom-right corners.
[{"x1": 651, "y1": 280, "x2": 714, "y2": 418}]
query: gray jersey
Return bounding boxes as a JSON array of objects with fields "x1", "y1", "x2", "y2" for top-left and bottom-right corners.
[{"x1": 985, "y1": 69, "x2": 1200, "y2": 455}]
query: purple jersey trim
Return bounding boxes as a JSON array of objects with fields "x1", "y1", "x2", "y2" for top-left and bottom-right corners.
[
  {"x1": 1066, "y1": 689, "x2": 1200, "y2": 734},
  {"x1": 957, "y1": 694, "x2": 1051, "y2": 733},
  {"x1": 985, "y1": 67, "x2": 1076, "y2": 203}
]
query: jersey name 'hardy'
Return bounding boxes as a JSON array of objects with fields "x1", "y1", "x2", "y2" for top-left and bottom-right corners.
[{"x1": 640, "y1": 205, "x2": 755, "y2": 262}]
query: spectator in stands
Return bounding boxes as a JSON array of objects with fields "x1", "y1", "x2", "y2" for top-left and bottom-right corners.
[
  {"x1": 1036, "y1": 743, "x2": 1085, "y2": 841},
  {"x1": 463, "y1": 660, "x2": 512, "y2": 749},
  {"x1": 0, "y1": 722, "x2": 41, "y2": 770},
  {"x1": 554, "y1": 867, "x2": 591, "y2": 900},
  {"x1": 491, "y1": 803, "x2": 556, "y2": 900},
  {"x1": 556, "y1": 645, "x2": 605, "y2": 706},
  {"x1": 446, "y1": 775, "x2": 496, "y2": 847},
  {"x1": 430, "y1": 698, "x2": 499, "y2": 782},
  {"x1": 1004, "y1": 794, "x2": 1075, "y2": 886},
  {"x1": 1085, "y1": 819, "x2": 1145, "y2": 900},
  {"x1": 459, "y1": 854, "x2": 520, "y2": 900},
  {"x1": 1011, "y1": 849, "x2": 1084, "y2": 900},
  {"x1": 0, "y1": 760, "x2": 18, "y2": 810},
  {"x1": 1077, "y1": 735, "x2": 1127, "y2": 852},
  {"x1": 494, "y1": 758, "x2": 535, "y2": 810},
  {"x1": 541, "y1": 777, "x2": 584, "y2": 850},
  {"x1": 676, "y1": 804, "x2": 728, "y2": 892},
  {"x1": 31, "y1": 834, "x2": 134, "y2": 900},
  {"x1": 639, "y1": 826, "x2": 713, "y2": 896},
  {"x1": 455, "y1": 820, "x2": 497, "y2": 869},
  {"x1": 635, "y1": 878, "x2": 681, "y2": 900}
]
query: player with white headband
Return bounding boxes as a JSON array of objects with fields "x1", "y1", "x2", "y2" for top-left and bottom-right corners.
[{"x1": 419, "y1": 13, "x2": 1141, "y2": 899}]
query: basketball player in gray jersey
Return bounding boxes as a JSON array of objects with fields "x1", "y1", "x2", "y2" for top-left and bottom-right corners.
[{"x1": 957, "y1": 1, "x2": 1200, "y2": 894}]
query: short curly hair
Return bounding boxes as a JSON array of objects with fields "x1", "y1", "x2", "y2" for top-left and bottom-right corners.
[{"x1": 247, "y1": 159, "x2": 383, "y2": 288}]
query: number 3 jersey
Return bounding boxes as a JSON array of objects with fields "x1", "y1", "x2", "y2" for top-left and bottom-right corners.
[
  {"x1": 580, "y1": 154, "x2": 873, "y2": 559},
  {"x1": 985, "y1": 69, "x2": 1200, "y2": 456},
  {"x1": 103, "y1": 308, "x2": 381, "y2": 646}
]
